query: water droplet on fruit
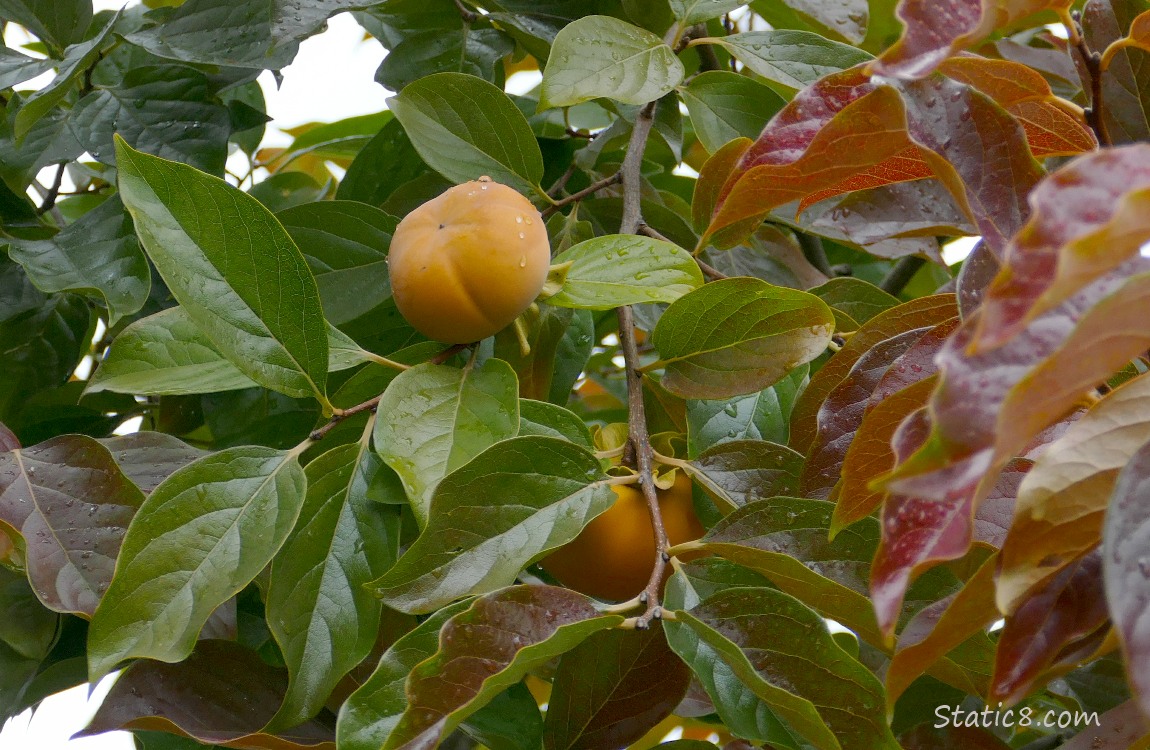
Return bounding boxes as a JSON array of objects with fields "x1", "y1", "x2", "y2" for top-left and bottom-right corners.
[
  {"x1": 518, "y1": 232, "x2": 525, "y2": 239},
  {"x1": 481, "y1": 185, "x2": 488, "y2": 190},
  {"x1": 519, "y1": 256, "x2": 527, "y2": 267},
  {"x1": 516, "y1": 216, "x2": 523, "y2": 224}
]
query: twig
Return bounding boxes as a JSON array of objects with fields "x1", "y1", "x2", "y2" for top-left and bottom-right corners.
[
  {"x1": 612, "y1": 99, "x2": 669, "y2": 629},
  {"x1": 1070, "y1": 11, "x2": 1110, "y2": 146},
  {"x1": 309, "y1": 397, "x2": 380, "y2": 441},
  {"x1": 879, "y1": 256, "x2": 926, "y2": 296},
  {"x1": 797, "y1": 232, "x2": 835, "y2": 278},
  {"x1": 430, "y1": 343, "x2": 469, "y2": 365},
  {"x1": 638, "y1": 224, "x2": 727, "y2": 280},
  {"x1": 452, "y1": 0, "x2": 477, "y2": 23},
  {"x1": 546, "y1": 163, "x2": 578, "y2": 198},
  {"x1": 36, "y1": 163, "x2": 67, "y2": 216},
  {"x1": 541, "y1": 171, "x2": 622, "y2": 219}
]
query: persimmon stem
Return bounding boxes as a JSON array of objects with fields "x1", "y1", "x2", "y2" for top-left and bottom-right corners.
[
  {"x1": 541, "y1": 171, "x2": 623, "y2": 219},
  {"x1": 638, "y1": 224, "x2": 728, "y2": 281}
]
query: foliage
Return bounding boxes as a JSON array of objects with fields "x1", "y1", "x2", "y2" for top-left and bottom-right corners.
[{"x1": 3, "y1": 0, "x2": 1150, "y2": 748}]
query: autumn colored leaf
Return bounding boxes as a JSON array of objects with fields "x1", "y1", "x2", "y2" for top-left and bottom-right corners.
[
  {"x1": 974, "y1": 145, "x2": 1150, "y2": 350},
  {"x1": 870, "y1": 0, "x2": 1075, "y2": 79},
  {"x1": 990, "y1": 549, "x2": 1109, "y2": 705},
  {"x1": 997, "y1": 372, "x2": 1150, "y2": 615},
  {"x1": 1099, "y1": 9, "x2": 1150, "y2": 69},
  {"x1": 885, "y1": 554, "x2": 999, "y2": 705},
  {"x1": 790, "y1": 294, "x2": 958, "y2": 454},
  {"x1": 706, "y1": 69, "x2": 1043, "y2": 254},
  {"x1": 692, "y1": 137, "x2": 752, "y2": 236},
  {"x1": 801, "y1": 328, "x2": 928, "y2": 499},
  {"x1": 938, "y1": 55, "x2": 1096, "y2": 157},
  {"x1": 956, "y1": 241, "x2": 1000, "y2": 318},
  {"x1": 1103, "y1": 438, "x2": 1150, "y2": 719},
  {"x1": 381, "y1": 586, "x2": 621, "y2": 750},
  {"x1": 0, "y1": 435, "x2": 145, "y2": 616},
  {"x1": 884, "y1": 259, "x2": 1150, "y2": 520},
  {"x1": 78, "y1": 640, "x2": 335, "y2": 750}
]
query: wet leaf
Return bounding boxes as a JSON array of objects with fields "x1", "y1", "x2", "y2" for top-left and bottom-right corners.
[
  {"x1": 548, "y1": 235, "x2": 704, "y2": 309},
  {"x1": 686, "y1": 440, "x2": 803, "y2": 512},
  {"x1": 0, "y1": 435, "x2": 144, "y2": 617},
  {"x1": 705, "y1": 30, "x2": 873, "y2": 90},
  {"x1": 650, "y1": 278, "x2": 834, "y2": 400}
]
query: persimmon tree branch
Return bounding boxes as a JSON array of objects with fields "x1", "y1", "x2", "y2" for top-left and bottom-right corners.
[
  {"x1": 1070, "y1": 11, "x2": 1110, "y2": 147},
  {"x1": 36, "y1": 163, "x2": 67, "y2": 216},
  {"x1": 613, "y1": 100, "x2": 671, "y2": 629},
  {"x1": 541, "y1": 171, "x2": 622, "y2": 219},
  {"x1": 879, "y1": 255, "x2": 926, "y2": 296}
]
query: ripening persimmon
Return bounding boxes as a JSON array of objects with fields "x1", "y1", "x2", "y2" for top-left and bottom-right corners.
[
  {"x1": 540, "y1": 471, "x2": 704, "y2": 601},
  {"x1": 388, "y1": 176, "x2": 550, "y2": 343}
]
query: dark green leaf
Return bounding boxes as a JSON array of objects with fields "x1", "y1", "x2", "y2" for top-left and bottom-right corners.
[
  {"x1": 680, "y1": 71, "x2": 786, "y2": 154},
  {"x1": 707, "y1": 30, "x2": 873, "y2": 91},
  {"x1": 686, "y1": 440, "x2": 803, "y2": 512},
  {"x1": 0, "y1": 0, "x2": 91, "y2": 50},
  {"x1": 376, "y1": 28, "x2": 514, "y2": 92},
  {"x1": 686, "y1": 365, "x2": 808, "y2": 457},
  {"x1": 518, "y1": 399, "x2": 594, "y2": 448}
]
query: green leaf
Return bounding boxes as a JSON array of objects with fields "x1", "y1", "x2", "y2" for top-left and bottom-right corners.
[
  {"x1": 14, "y1": 14, "x2": 119, "y2": 140},
  {"x1": 387, "y1": 72, "x2": 545, "y2": 197},
  {"x1": 0, "y1": 0, "x2": 92, "y2": 50},
  {"x1": 680, "y1": 71, "x2": 786, "y2": 154},
  {"x1": 460, "y1": 682, "x2": 544, "y2": 750},
  {"x1": 114, "y1": 136, "x2": 331, "y2": 407},
  {"x1": 335, "y1": 117, "x2": 430, "y2": 208},
  {"x1": 0, "y1": 47, "x2": 53, "y2": 90},
  {"x1": 86, "y1": 307, "x2": 373, "y2": 397},
  {"x1": 373, "y1": 360, "x2": 519, "y2": 527},
  {"x1": 381, "y1": 585, "x2": 622, "y2": 749},
  {"x1": 808, "y1": 277, "x2": 901, "y2": 330},
  {"x1": 5, "y1": 196, "x2": 149, "y2": 326},
  {"x1": 518, "y1": 399, "x2": 594, "y2": 448},
  {"x1": 685, "y1": 440, "x2": 803, "y2": 513},
  {"x1": 87, "y1": 446, "x2": 307, "y2": 683},
  {"x1": 686, "y1": 364, "x2": 808, "y2": 457},
  {"x1": 70, "y1": 64, "x2": 232, "y2": 176},
  {"x1": 706, "y1": 30, "x2": 873, "y2": 91},
  {"x1": 539, "y1": 15, "x2": 685, "y2": 108},
  {"x1": 337, "y1": 601, "x2": 471, "y2": 750},
  {"x1": 0, "y1": 564, "x2": 58, "y2": 661},
  {"x1": 265, "y1": 443, "x2": 401, "y2": 730},
  {"x1": 370, "y1": 436, "x2": 616, "y2": 614},
  {"x1": 277, "y1": 200, "x2": 397, "y2": 328},
  {"x1": 669, "y1": 0, "x2": 745, "y2": 25},
  {"x1": 376, "y1": 28, "x2": 515, "y2": 92},
  {"x1": 672, "y1": 587, "x2": 900, "y2": 750},
  {"x1": 543, "y1": 625, "x2": 692, "y2": 750},
  {"x1": 651, "y1": 277, "x2": 835, "y2": 400},
  {"x1": 547, "y1": 235, "x2": 704, "y2": 310}
]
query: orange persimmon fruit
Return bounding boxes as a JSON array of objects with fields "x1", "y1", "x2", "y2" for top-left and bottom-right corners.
[
  {"x1": 388, "y1": 176, "x2": 550, "y2": 343},
  {"x1": 540, "y1": 471, "x2": 705, "y2": 601}
]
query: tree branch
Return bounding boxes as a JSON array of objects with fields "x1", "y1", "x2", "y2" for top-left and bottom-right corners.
[
  {"x1": 541, "y1": 171, "x2": 622, "y2": 219},
  {"x1": 309, "y1": 397, "x2": 380, "y2": 441},
  {"x1": 1071, "y1": 11, "x2": 1110, "y2": 146},
  {"x1": 452, "y1": 0, "x2": 478, "y2": 23},
  {"x1": 36, "y1": 163, "x2": 67, "y2": 216},
  {"x1": 613, "y1": 99, "x2": 668, "y2": 629},
  {"x1": 879, "y1": 255, "x2": 926, "y2": 296},
  {"x1": 797, "y1": 232, "x2": 835, "y2": 278}
]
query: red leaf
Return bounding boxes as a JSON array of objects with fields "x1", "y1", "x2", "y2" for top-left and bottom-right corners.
[
  {"x1": 1103, "y1": 439, "x2": 1150, "y2": 718},
  {"x1": 974, "y1": 145, "x2": 1150, "y2": 350},
  {"x1": 871, "y1": 0, "x2": 1075, "y2": 79},
  {"x1": 990, "y1": 549, "x2": 1109, "y2": 705},
  {"x1": 79, "y1": 639, "x2": 335, "y2": 749}
]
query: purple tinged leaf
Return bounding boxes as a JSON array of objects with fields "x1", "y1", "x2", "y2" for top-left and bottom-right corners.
[
  {"x1": 1103, "y1": 439, "x2": 1150, "y2": 718},
  {"x1": 0, "y1": 435, "x2": 145, "y2": 617},
  {"x1": 78, "y1": 639, "x2": 335, "y2": 749},
  {"x1": 0, "y1": 423, "x2": 18, "y2": 452},
  {"x1": 955, "y1": 240, "x2": 1000, "y2": 319}
]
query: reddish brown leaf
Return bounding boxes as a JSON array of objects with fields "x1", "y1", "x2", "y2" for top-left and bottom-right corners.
[
  {"x1": 790, "y1": 294, "x2": 957, "y2": 454},
  {"x1": 956, "y1": 240, "x2": 1000, "y2": 318},
  {"x1": 1059, "y1": 700, "x2": 1150, "y2": 750},
  {"x1": 0, "y1": 435, "x2": 145, "y2": 616},
  {"x1": 974, "y1": 145, "x2": 1150, "y2": 350},
  {"x1": 885, "y1": 554, "x2": 999, "y2": 705},
  {"x1": 385, "y1": 586, "x2": 621, "y2": 750},
  {"x1": 1100, "y1": 9, "x2": 1150, "y2": 68},
  {"x1": 1083, "y1": 0, "x2": 1150, "y2": 146},
  {"x1": 692, "y1": 137, "x2": 752, "y2": 237},
  {"x1": 0, "y1": 423, "x2": 17, "y2": 452},
  {"x1": 990, "y1": 549, "x2": 1109, "y2": 705},
  {"x1": 543, "y1": 626, "x2": 691, "y2": 750},
  {"x1": 884, "y1": 259, "x2": 1150, "y2": 517},
  {"x1": 1103, "y1": 438, "x2": 1150, "y2": 719},
  {"x1": 974, "y1": 458, "x2": 1031, "y2": 549},
  {"x1": 898, "y1": 724, "x2": 1012, "y2": 749},
  {"x1": 939, "y1": 55, "x2": 1096, "y2": 157},
  {"x1": 79, "y1": 639, "x2": 335, "y2": 749},
  {"x1": 801, "y1": 328, "x2": 929, "y2": 499},
  {"x1": 832, "y1": 379, "x2": 938, "y2": 536},
  {"x1": 871, "y1": 0, "x2": 1075, "y2": 79},
  {"x1": 997, "y1": 372, "x2": 1150, "y2": 615}
]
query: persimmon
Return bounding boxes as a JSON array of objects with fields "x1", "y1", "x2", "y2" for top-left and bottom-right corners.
[
  {"x1": 540, "y1": 471, "x2": 705, "y2": 601},
  {"x1": 388, "y1": 176, "x2": 550, "y2": 343}
]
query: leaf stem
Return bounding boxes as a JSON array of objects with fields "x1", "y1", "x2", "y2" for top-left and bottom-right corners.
[
  {"x1": 540, "y1": 171, "x2": 622, "y2": 220},
  {"x1": 36, "y1": 163, "x2": 67, "y2": 216},
  {"x1": 362, "y1": 352, "x2": 412, "y2": 371}
]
